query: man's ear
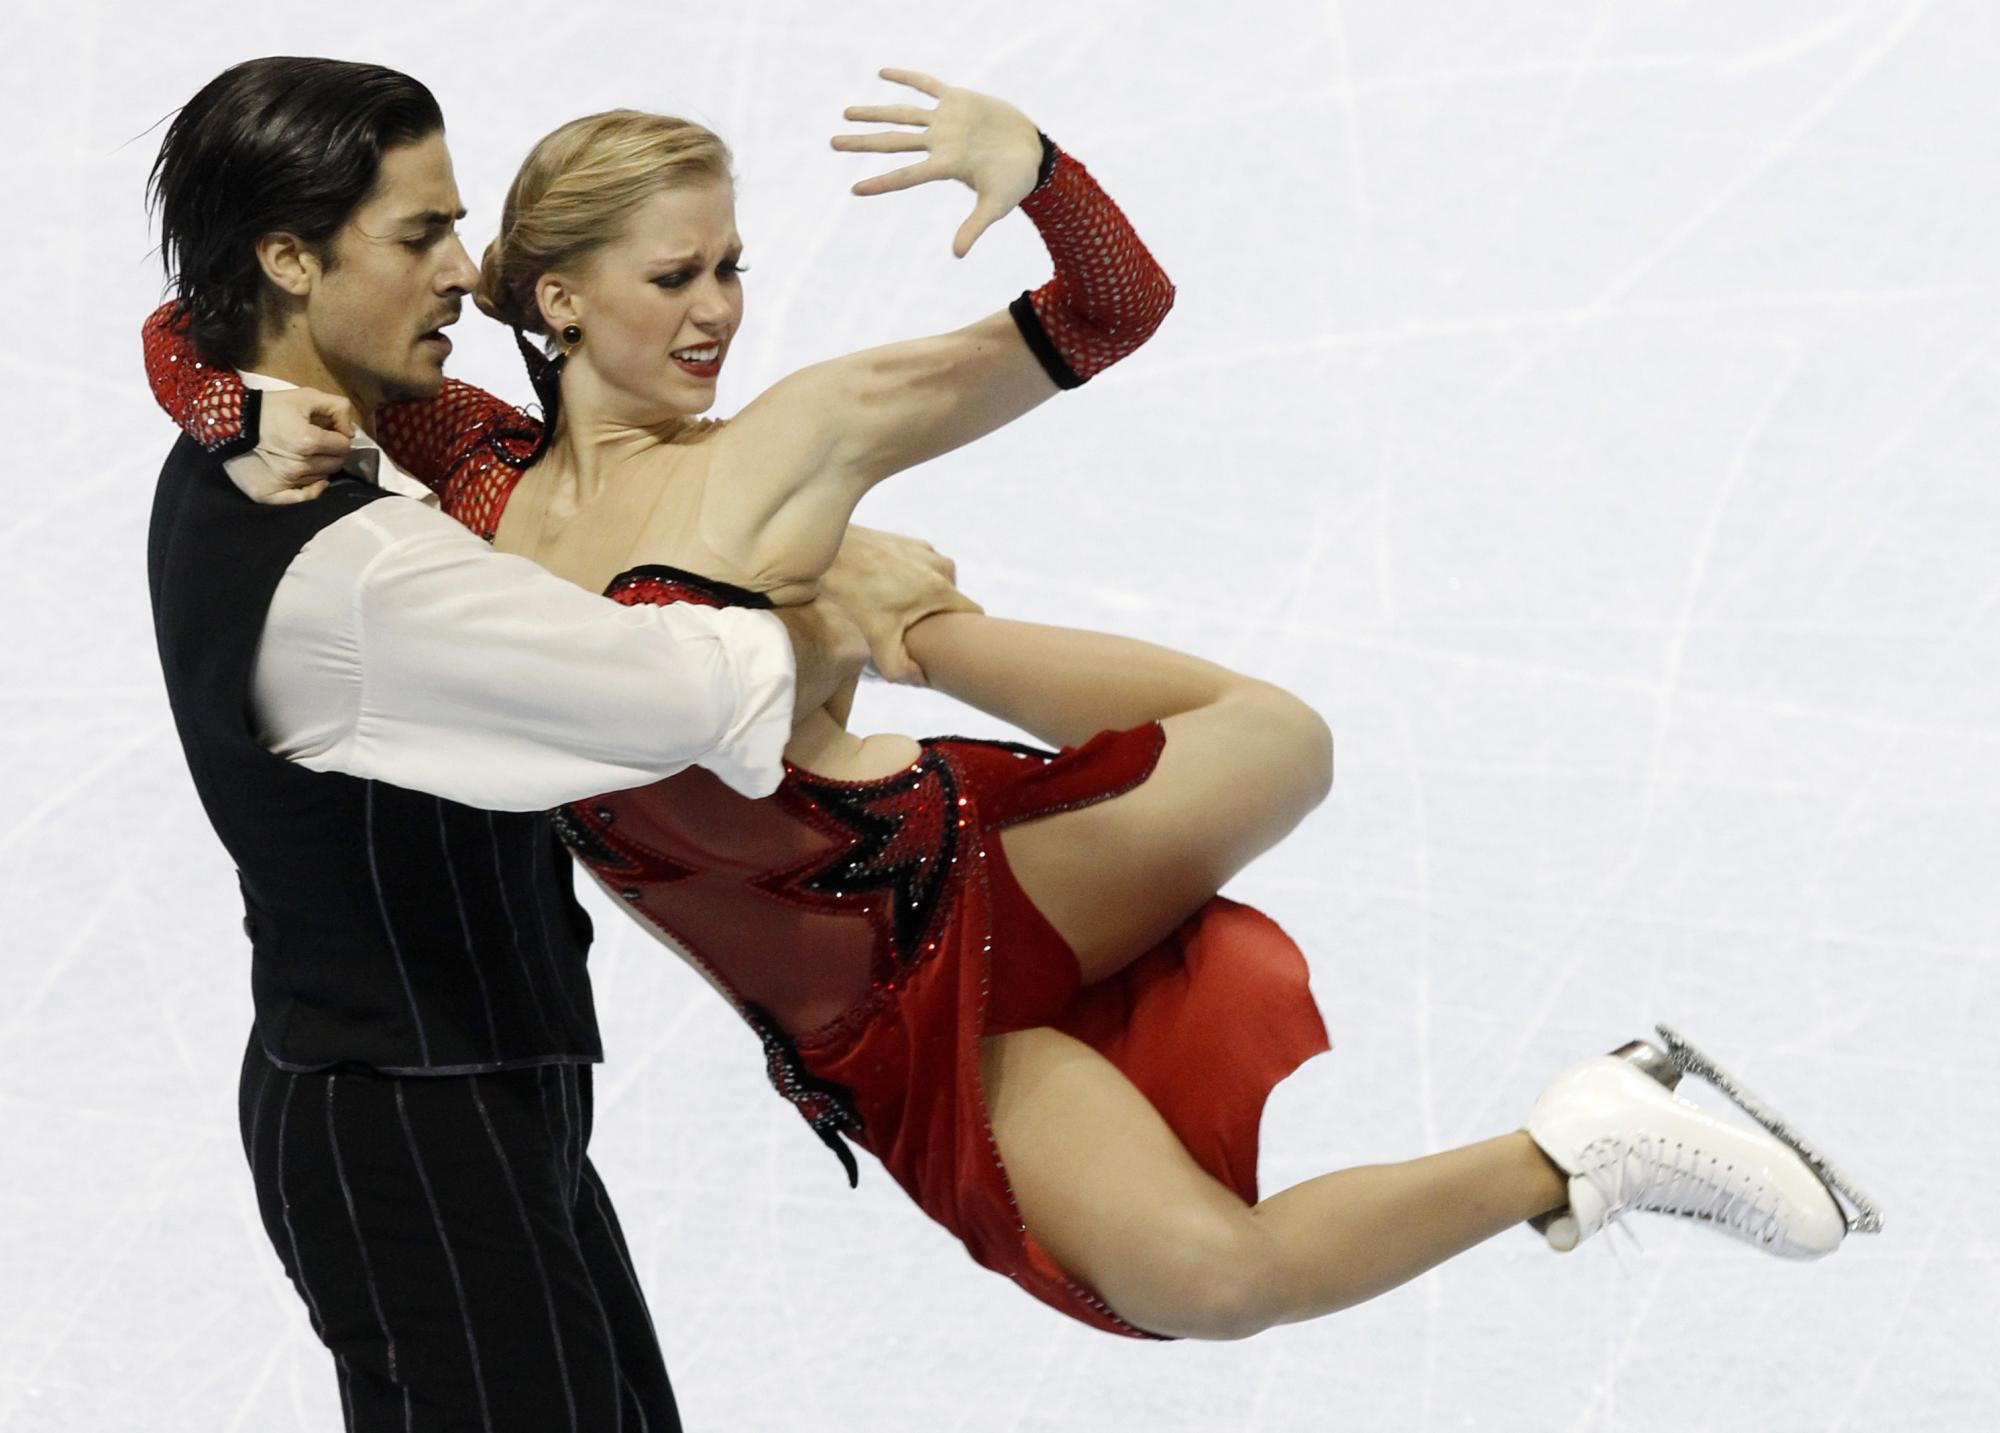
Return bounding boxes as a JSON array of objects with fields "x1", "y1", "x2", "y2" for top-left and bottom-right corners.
[
  {"x1": 255, "y1": 231, "x2": 320, "y2": 298},
  {"x1": 536, "y1": 273, "x2": 582, "y2": 334}
]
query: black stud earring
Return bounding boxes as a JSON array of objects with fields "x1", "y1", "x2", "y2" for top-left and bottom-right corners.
[{"x1": 560, "y1": 323, "x2": 583, "y2": 348}]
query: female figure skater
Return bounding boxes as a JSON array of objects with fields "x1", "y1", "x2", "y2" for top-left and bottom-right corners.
[{"x1": 146, "y1": 69, "x2": 1850, "y2": 1340}]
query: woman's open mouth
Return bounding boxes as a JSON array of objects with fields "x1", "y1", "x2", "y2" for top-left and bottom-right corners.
[{"x1": 671, "y1": 343, "x2": 721, "y2": 379}]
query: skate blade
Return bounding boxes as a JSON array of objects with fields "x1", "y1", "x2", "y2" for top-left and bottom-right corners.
[{"x1": 1654, "y1": 1023, "x2": 1884, "y2": 1236}]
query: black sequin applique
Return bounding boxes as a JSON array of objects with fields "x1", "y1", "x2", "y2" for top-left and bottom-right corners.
[
  {"x1": 787, "y1": 752, "x2": 961, "y2": 981},
  {"x1": 744, "y1": 1001, "x2": 864, "y2": 1187}
]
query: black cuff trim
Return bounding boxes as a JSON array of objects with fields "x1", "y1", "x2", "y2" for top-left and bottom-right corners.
[
  {"x1": 208, "y1": 385, "x2": 262, "y2": 460},
  {"x1": 1009, "y1": 292, "x2": 1084, "y2": 390},
  {"x1": 1033, "y1": 131, "x2": 1059, "y2": 191}
]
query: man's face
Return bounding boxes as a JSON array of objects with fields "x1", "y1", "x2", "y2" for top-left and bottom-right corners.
[{"x1": 306, "y1": 131, "x2": 477, "y2": 408}]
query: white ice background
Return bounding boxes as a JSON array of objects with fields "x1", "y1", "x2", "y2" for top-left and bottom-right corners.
[{"x1": 2, "y1": 1, "x2": 1996, "y2": 1429}]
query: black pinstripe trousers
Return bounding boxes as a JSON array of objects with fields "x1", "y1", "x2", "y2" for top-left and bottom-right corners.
[{"x1": 238, "y1": 1030, "x2": 682, "y2": 1432}]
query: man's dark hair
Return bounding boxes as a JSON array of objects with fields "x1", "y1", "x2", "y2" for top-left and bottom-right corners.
[{"x1": 148, "y1": 57, "x2": 444, "y2": 368}]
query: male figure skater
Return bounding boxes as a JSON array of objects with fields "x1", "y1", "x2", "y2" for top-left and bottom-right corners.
[{"x1": 145, "y1": 57, "x2": 968, "y2": 1431}]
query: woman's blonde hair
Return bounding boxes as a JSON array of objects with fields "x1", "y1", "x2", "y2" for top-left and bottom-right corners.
[{"x1": 475, "y1": 109, "x2": 733, "y2": 336}]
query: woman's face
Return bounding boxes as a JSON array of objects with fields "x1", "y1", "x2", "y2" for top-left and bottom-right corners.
[{"x1": 563, "y1": 179, "x2": 745, "y2": 418}]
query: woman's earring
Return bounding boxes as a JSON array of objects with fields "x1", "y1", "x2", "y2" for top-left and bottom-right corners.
[{"x1": 560, "y1": 323, "x2": 583, "y2": 354}]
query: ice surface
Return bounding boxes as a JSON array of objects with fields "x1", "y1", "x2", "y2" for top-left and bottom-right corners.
[{"x1": 1, "y1": 1, "x2": 1995, "y2": 1428}]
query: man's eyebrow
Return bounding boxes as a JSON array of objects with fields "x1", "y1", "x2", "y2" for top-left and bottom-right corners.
[{"x1": 396, "y1": 207, "x2": 469, "y2": 228}]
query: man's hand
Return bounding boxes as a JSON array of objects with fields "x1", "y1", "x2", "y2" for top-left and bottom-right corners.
[
  {"x1": 222, "y1": 387, "x2": 359, "y2": 505},
  {"x1": 774, "y1": 598, "x2": 870, "y2": 718},
  {"x1": 818, "y1": 525, "x2": 981, "y2": 684}
]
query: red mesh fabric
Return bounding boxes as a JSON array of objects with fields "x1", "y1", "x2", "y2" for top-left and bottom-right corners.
[
  {"x1": 141, "y1": 301, "x2": 541, "y2": 537},
  {"x1": 141, "y1": 304, "x2": 255, "y2": 456},
  {"x1": 376, "y1": 385, "x2": 540, "y2": 539},
  {"x1": 1018, "y1": 148, "x2": 1176, "y2": 382}
]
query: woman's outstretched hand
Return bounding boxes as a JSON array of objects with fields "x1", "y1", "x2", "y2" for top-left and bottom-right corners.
[{"x1": 833, "y1": 68, "x2": 1043, "y2": 258}]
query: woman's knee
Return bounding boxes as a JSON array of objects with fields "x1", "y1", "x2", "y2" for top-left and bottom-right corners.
[
  {"x1": 1106, "y1": 1214, "x2": 1280, "y2": 1341},
  {"x1": 1222, "y1": 682, "x2": 1334, "y2": 810}
]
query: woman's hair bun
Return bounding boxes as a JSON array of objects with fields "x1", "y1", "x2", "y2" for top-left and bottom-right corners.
[{"x1": 472, "y1": 233, "x2": 520, "y2": 327}]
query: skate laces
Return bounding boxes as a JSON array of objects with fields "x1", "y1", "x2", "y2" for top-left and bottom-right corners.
[{"x1": 1579, "y1": 1134, "x2": 1787, "y2": 1246}]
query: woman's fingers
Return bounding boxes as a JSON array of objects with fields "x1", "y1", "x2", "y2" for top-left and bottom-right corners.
[
  {"x1": 952, "y1": 194, "x2": 1013, "y2": 257},
  {"x1": 878, "y1": 67, "x2": 945, "y2": 97},
  {"x1": 297, "y1": 424, "x2": 352, "y2": 458},
  {"x1": 274, "y1": 421, "x2": 352, "y2": 478},
  {"x1": 841, "y1": 103, "x2": 931, "y2": 127},
  {"x1": 304, "y1": 393, "x2": 359, "y2": 437},
  {"x1": 259, "y1": 479, "x2": 330, "y2": 506},
  {"x1": 851, "y1": 159, "x2": 943, "y2": 197},
  {"x1": 830, "y1": 130, "x2": 928, "y2": 154}
]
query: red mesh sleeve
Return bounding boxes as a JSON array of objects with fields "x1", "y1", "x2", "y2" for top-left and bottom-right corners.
[
  {"x1": 374, "y1": 382, "x2": 544, "y2": 535},
  {"x1": 140, "y1": 299, "x2": 543, "y2": 537},
  {"x1": 1009, "y1": 139, "x2": 1176, "y2": 388},
  {"x1": 141, "y1": 303, "x2": 259, "y2": 457}
]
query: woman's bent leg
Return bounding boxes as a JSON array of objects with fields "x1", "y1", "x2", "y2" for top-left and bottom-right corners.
[
  {"x1": 983, "y1": 1026, "x2": 1567, "y2": 1340},
  {"x1": 1000, "y1": 689, "x2": 1329, "y2": 983},
  {"x1": 905, "y1": 613, "x2": 1332, "y2": 983}
]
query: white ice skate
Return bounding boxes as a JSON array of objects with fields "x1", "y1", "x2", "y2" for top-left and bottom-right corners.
[
  {"x1": 1524, "y1": 1032, "x2": 1872, "y2": 1258},
  {"x1": 1653, "y1": 1023, "x2": 1883, "y2": 1236}
]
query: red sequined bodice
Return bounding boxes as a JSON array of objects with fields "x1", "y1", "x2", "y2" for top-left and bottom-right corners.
[
  {"x1": 561, "y1": 566, "x2": 1037, "y2": 1040},
  {"x1": 559, "y1": 563, "x2": 1110, "y2": 1181}
]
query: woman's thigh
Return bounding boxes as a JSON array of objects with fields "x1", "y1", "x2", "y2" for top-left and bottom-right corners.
[{"x1": 981, "y1": 1025, "x2": 1267, "y2": 1339}]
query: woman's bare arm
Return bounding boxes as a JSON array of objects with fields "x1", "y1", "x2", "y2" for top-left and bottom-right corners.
[
  {"x1": 903, "y1": 612, "x2": 1246, "y2": 751},
  {"x1": 706, "y1": 309, "x2": 1054, "y2": 570},
  {"x1": 700, "y1": 70, "x2": 1174, "y2": 573}
]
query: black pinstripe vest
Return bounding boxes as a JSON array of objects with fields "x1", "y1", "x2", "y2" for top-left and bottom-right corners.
[{"x1": 148, "y1": 437, "x2": 601, "y2": 1074}]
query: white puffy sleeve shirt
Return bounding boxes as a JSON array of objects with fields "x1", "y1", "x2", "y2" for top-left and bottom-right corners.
[{"x1": 240, "y1": 373, "x2": 795, "y2": 810}]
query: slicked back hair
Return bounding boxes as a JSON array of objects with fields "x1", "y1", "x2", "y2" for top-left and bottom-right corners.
[{"x1": 148, "y1": 57, "x2": 444, "y2": 368}]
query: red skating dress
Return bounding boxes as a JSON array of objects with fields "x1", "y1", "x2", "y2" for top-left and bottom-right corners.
[
  {"x1": 142, "y1": 138, "x2": 1331, "y2": 1337},
  {"x1": 563, "y1": 566, "x2": 1330, "y2": 1338}
]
